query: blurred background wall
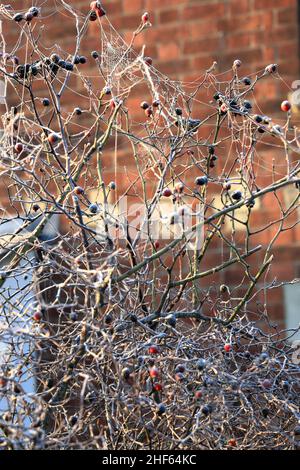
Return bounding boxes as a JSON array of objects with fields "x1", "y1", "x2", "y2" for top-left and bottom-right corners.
[{"x1": 1, "y1": 0, "x2": 299, "y2": 335}]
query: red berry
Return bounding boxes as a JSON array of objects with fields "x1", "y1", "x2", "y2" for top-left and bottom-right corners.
[
  {"x1": 149, "y1": 345, "x2": 159, "y2": 355},
  {"x1": 48, "y1": 132, "x2": 60, "y2": 145},
  {"x1": 220, "y1": 103, "x2": 227, "y2": 114},
  {"x1": 195, "y1": 390, "x2": 202, "y2": 399},
  {"x1": 0, "y1": 377, "x2": 7, "y2": 388},
  {"x1": 15, "y1": 143, "x2": 23, "y2": 154},
  {"x1": 145, "y1": 107, "x2": 153, "y2": 118},
  {"x1": 90, "y1": 1, "x2": 106, "y2": 17},
  {"x1": 162, "y1": 188, "x2": 172, "y2": 197},
  {"x1": 228, "y1": 438, "x2": 237, "y2": 447},
  {"x1": 110, "y1": 99, "x2": 118, "y2": 109},
  {"x1": 97, "y1": 6, "x2": 106, "y2": 17},
  {"x1": 261, "y1": 379, "x2": 272, "y2": 390},
  {"x1": 144, "y1": 57, "x2": 153, "y2": 66},
  {"x1": 224, "y1": 343, "x2": 231, "y2": 353},
  {"x1": 149, "y1": 366, "x2": 159, "y2": 378},
  {"x1": 74, "y1": 186, "x2": 84, "y2": 195},
  {"x1": 153, "y1": 383, "x2": 162, "y2": 392},
  {"x1": 33, "y1": 312, "x2": 42, "y2": 322},
  {"x1": 175, "y1": 372, "x2": 185, "y2": 382},
  {"x1": 152, "y1": 99, "x2": 160, "y2": 108},
  {"x1": 142, "y1": 12, "x2": 149, "y2": 23},
  {"x1": 281, "y1": 100, "x2": 291, "y2": 112},
  {"x1": 154, "y1": 241, "x2": 160, "y2": 250}
]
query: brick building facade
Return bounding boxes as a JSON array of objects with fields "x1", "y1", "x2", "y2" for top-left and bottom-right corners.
[{"x1": 1, "y1": 0, "x2": 300, "y2": 333}]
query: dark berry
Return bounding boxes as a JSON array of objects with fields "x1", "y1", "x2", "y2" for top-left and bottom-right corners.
[
  {"x1": 103, "y1": 86, "x2": 111, "y2": 95},
  {"x1": 157, "y1": 404, "x2": 166, "y2": 415},
  {"x1": 195, "y1": 176, "x2": 208, "y2": 186},
  {"x1": 242, "y1": 77, "x2": 251, "y2": 86},
  {"x1": 202, "y1": 404, "x2": 213, "y2": 416},
  {"x1": 197, "y1": 359, "x2": 207, "y2": 371},
  {"x1": 91, "y1": 50, "x2": 99, "y2": 59},
  {"x1": 42, "y1": 98, "x2": 50, "y2": 107},
  {"x1": 175, "y1": 107, "x2": 183, "y2": 116},
  {"x1": 30, "y1": 65, "x2": 38, "y2": 76},
  {"x1": 254, "y1": 114, "x2": 263, "y2": 123},
  {"x1": 294, "y1": 426, "x2": 300, "y2": 436},
  {"x1": 231, "y1": 190, "x2": 242, "y2": 201},
  {"x1": 243, "y1": 100, "x2": 252, "y2": 110},
  {"x1": 108, "y1": 181, "x2": 116, "y2": 190},
  {"x1": 16, "y1": 65, "x2": 25, "y2": 78},
  {"x1": 89, "y1": 11, "x2": 97, "y2": 21},
  {"x1": 104, "y1": 313, "x2": 113, "y2": 324},
  {"x1": 29, "y1": 7, "x2": 39, "y2": 17},
  {"x1": 233, "y1": 59, "x2": 242, "y2": 68},
  {"x1": 89, "y1": 203, "x2": 98, "y2": 214},
  {"x1": 12, "y1": 56, "x2": 19, "y2": 65},
  {"x1": 50, "y1": 53, "x2": 60, "y2": 64},
  {"x1": 144, "y1": 57, "x2": 153, "y2": 66},
  {"x1": 167, "y1": 315, "x2": 176, "y2": 327},
  {"x1": 13, "y1": 13, "x2": 23, "y2": 23},
  {"x1": 70, "y1": 415, "x2": 78, "y2": 426},
  {"x1": 122, "y1": 367, "x2": 131, "y2": 380},
  {"x1": 74, "y1": 186, "x2": 84, "y2": 195},
  {"x1": 70, "y1": 312, "x2": 78, "y2": 321},
  {"x1": 140, "y1": 101, "x2": 150, "y2": 110},
  {"x1": 262, "y1": 408, "x2": 270, "y2": 418},
  {"x1": 74, "y1": 107, "x2": 82, "y2": 115},
  {"x1": 79, "y1": 56, "x2": 87, "y2": 64},
  {"x1": 65, "y1": 62, "x2": 74, "y2": 71},
  {"x1": 265, "y1": 64, "x2": 278, "y2": 74},
  {"x1": 24, "y1": 12, "x2": 33, "y2": 22},
  {"x1": 175, "y1": 364, "x2": 185, "y2": 373}
]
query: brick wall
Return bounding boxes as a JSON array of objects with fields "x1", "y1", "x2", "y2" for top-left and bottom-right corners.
[{"x1": 1, "y1": 0, "x2": 300, "y2": 329}]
